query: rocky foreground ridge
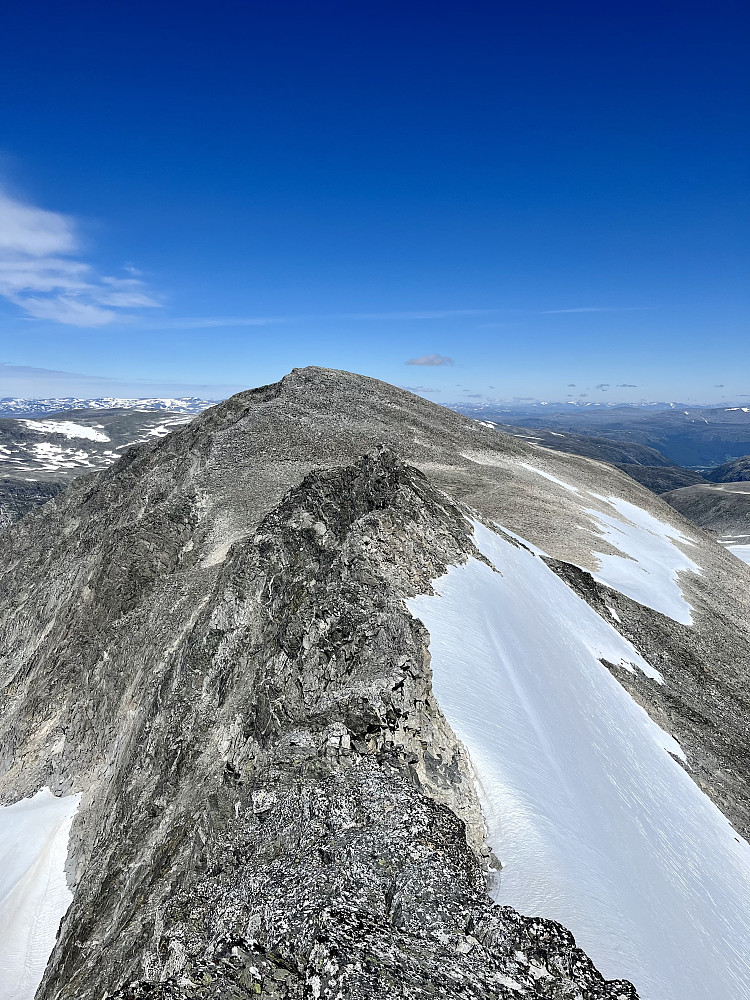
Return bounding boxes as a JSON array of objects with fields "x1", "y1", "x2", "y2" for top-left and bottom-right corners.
[{"x1": 2, "y1": 368, "x2": 750, "y2": 998}]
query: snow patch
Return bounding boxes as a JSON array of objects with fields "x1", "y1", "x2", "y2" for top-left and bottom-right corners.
[
  {"x1": 0, "y1": 789, "x2": 80, "y2": 1000},
  {"x1": 408, "y1": 521, "x2": 750, "y2": 1000},
  {"x1": 585, "y1": 496, "x2": 699, "y2": 625},
  {"x1": 518, "y1": 462, "x2": 700, "y2": 625},
  {"x1": 20, "y1": 420, "x2": 110, "y2": 442}
]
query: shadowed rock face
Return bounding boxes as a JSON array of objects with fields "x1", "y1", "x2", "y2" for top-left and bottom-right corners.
[
  {"x1": 704, "y1": 455, "x2": 750, "y2": 483},
  {"x1": 2, "y1": 368, "x2": 750, "y2": 998},
  {"x1": 0, "y1": 476, "x2": 64, "y2": 528}
]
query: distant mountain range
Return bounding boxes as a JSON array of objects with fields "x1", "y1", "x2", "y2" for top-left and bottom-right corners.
[
  {"x1": 452, "y1": 399, "x2": 742, "y2": 414},
  {"x1": 4, "y1": 394, "x2": 750, "y2": 569},
  {"x1": 0, "y1": 396, "x2": 214, "y2": 417},
  {"x1": 454, "y1": 403, "x2": 750, "y2": 468},
  {"x1": 481, "y1": 422, "x2": 707, "y2": 493}
]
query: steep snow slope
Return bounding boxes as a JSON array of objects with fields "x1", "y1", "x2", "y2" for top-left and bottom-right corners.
[
  {"x1": 0, "y1": 790, "x2": 79, "y2": 1000},
  {"x1": 409, "y1": 521, "x2": 750, "y2": 1000},
  {"x1": 520, "y1": 464, "x2": 700, "y2": 624}
]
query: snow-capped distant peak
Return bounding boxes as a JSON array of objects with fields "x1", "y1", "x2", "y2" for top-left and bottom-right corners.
[{"x1": 0, "y1": 397, "x2": 215, "y2": 417}]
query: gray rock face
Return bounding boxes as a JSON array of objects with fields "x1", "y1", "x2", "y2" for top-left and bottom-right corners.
[
  {"x1": 0, "y1": 476, "x2": 64, "y2": 529},
  {"x1": 2, "y1": 367, "x2": 749, "y2": 998},
  {"x1": 2, "y1": 450, "x2": 635, "y2": 999}
]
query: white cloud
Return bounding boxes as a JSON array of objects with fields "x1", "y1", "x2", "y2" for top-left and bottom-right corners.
[
  {"x1": 406, "y1": 353, "x2": 454, "y2": 366},
  {"x1": 0, "y1": 189, "x2": 160, "y2": 327}
]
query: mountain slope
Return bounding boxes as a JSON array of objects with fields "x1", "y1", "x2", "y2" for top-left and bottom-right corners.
[
  {"x1": 704, "y1": 454, "x2": 750, "y2": 482},
  {"x1": 479, "y1": 422, "x2": 706, "y2": 493},
  {"x1": 461, "y1": 404, "x2": 750, "y2": 467},
  {"x1": 0, "y1": 408, "x2": 196, "y2": 526},
  {"x1": 662, "y1": 480, "x2": 750, "y2": 564},
  {"x1": 1, "y1": 368, "x2": 749, "y2": 1000}
]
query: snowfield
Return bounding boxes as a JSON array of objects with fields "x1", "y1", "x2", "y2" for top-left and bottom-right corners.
[
  {"x1": 408, "y1": 520, "x2": 750, "y2": 1000},
  {"x1": 521, "y1": 464, "x2": 700, "y2": 624},
  {"x1": 0, "y1": 789, "x2": 80, "y2": 1000},
  {"x1": 585, "y1": 494, "x2": 700, "y2": 625},
  {"x1": 20, "y1": 420, "x2": 111, "y2": 442}
]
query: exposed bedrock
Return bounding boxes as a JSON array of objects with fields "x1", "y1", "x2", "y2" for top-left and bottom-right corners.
[{"x1": 4, "y1": 450, "x2": 636, "y2": 999}]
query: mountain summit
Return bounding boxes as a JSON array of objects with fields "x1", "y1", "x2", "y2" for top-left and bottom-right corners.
[{"x1": 1, "y1": 367, "x2": 749, "y2": 1000}]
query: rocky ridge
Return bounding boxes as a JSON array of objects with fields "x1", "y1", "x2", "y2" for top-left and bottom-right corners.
[
  {"x1": 3, "y1": 449, "x2": 634, "y2": 999},
  {"x1": 2, "y1": 367, "x2": 750, "y2": 998}
]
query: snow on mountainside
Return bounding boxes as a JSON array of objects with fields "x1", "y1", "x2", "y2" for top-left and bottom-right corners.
[
  {"x1": 409, "y1": 519, "x2": 750, "y2": 1000},
  {"x1": 0, "y1": 410, "x2": 196, "y2": 478},
  {"x1": 0, "y1": 791, "x2": 80, "y2": 1000},
  {"x1": 1, "y1": 369, "x2": 749, "y2": 999},
  {"x1": 0, "y1": 397, "x2": 214, "y2": 416}
]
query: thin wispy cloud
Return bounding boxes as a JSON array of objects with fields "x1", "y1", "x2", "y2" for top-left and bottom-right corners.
[
  {"x1": 343, "y1": 309, "x2": 494, "y2": 321},
  {"x1": 145, "y1": 308, "x2": 500, "y2": 330},
  {"x1": 401, "y1": 385, "x2": 442, "y2": 394},
  {"x1": 541, "y1": 306, "x2": 653, "y2": 315},
  {"x1": 0, "y1": 362, "x2": 243, "y2": 398},
  {"x1": 0, "y1": 189, "x2": 160, "y2": 327},
  {"x1": 144, "y1": 315, "x2": 289, "y2": 330},
  {"x1": 406, "y1": 353, "x2": 454, "y2": 367}
]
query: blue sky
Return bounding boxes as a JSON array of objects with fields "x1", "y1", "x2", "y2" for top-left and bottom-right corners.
[{"x1": 1, "y1": 0, "x2": 747, "y2": 402}]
